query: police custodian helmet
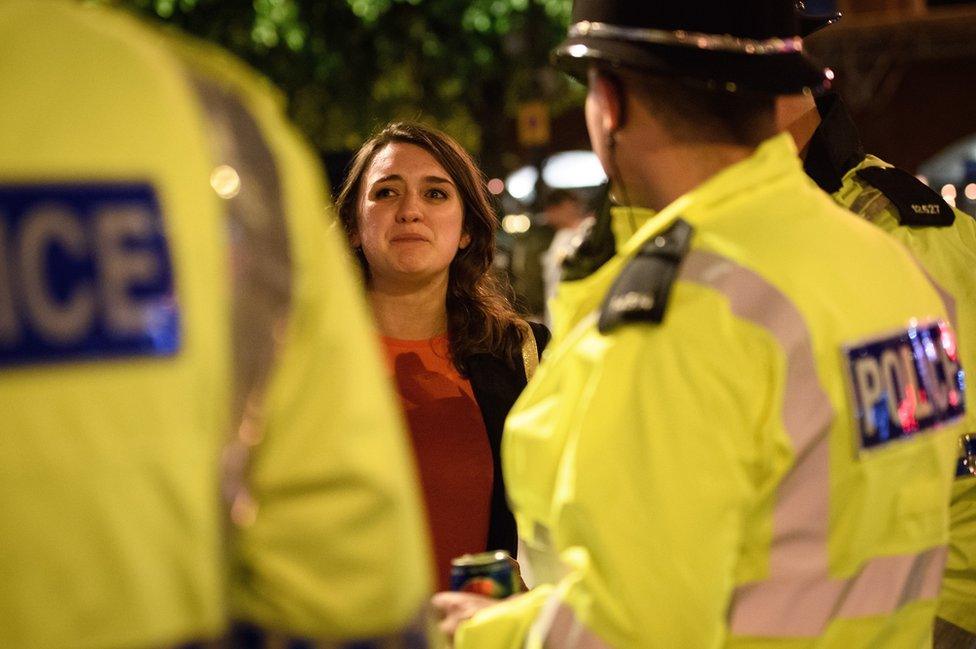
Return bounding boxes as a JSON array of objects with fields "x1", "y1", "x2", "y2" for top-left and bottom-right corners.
[{"x1": 552, "y1": 0, "x2": 830, "y2": 95}]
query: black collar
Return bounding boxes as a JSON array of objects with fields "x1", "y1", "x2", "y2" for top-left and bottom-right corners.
[{"x1": 802, "y1": 92, "x2": 866, "y2": 194}]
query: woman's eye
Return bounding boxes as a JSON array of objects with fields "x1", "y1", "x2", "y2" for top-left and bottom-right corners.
[
  {"x1": 427, "y1": 188, "x2": 448, "y2": 199},
  {"x1": 373, "y1": 187, "x2": 395, "y2": 199}
]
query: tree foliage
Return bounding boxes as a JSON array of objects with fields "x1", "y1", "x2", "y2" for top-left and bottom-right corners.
[{"x1": 96, "y1": 0, "x2": 580, "y2": 175}]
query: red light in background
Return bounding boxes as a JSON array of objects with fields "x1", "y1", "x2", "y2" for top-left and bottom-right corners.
[{"x1": 487, "y1": 178, "x2": 505, "y2": 195}]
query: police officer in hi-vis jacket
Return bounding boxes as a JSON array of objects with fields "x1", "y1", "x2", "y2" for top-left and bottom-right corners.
[
  {"x1": 433, "y1": 1, "x2": 966, "y2": 647},
  {"x1": 0, "y1": 1, "x2": 432, "y2": 647},
  {"x1": 779, "y1": 6, "x2": 976, "y2": 648}
]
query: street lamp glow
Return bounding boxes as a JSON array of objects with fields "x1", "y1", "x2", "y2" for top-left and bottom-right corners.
[
  {"x1": 501, "y1": 213, "x2": 531, "y2": 234},
  {"x1": 506, "y1": 165, "x2": 539, "y2": 201},
  {"x1": 542, "y1": 150, "x2": 607, "y2": 189}
]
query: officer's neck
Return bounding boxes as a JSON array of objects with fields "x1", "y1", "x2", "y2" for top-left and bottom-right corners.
[
  {"x1": 776, "y1": 93, "x2": 821, "y2": 161},
  {"x1": 367, "y1": 273, "x2": 450, "y2": 340},
  {"x1": 624, "y1": 142, "x2": 758, "y2": 212}
]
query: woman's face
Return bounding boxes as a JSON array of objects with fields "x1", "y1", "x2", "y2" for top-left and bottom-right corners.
[{"x1": 353, "y1": 142, "x2": 470, "y2": 288}]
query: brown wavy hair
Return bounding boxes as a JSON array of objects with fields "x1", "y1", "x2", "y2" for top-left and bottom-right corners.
[{"x1": 335, "y1": 121, "x2": 523, "y2": 374}]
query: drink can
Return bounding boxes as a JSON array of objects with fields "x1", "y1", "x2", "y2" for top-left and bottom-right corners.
[{"x1": 450, "y1": 550, "x2": 518, "y2": 598}]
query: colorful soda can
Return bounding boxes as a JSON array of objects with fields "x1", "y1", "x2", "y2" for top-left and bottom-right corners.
[{"x1": 450, "y1": 550, "x2": 518, "y2": 598}]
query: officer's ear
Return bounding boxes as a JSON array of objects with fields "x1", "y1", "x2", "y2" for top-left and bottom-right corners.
[
  {"x1": 349, "y1": 229, "x2": 362, "y2": 249},
  {"x1": 588, "y1": 69, "x2": 626, "y2": 136}
]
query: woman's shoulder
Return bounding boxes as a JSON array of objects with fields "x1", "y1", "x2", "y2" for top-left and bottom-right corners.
[
  {"x1": 466, "y1": 320, "x2": 548, "y2": 410},
  {"x1": 524, "y1": 320, "x2": 551, "y2": 358}
]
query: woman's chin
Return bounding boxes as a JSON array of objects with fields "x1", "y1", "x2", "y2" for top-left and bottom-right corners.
[
  {"x1": 390, "y1": 253, "x2": 452, "y2": 278},
  {"x1": 378, "y1": 263, "x2": 449, "y2": 288}
]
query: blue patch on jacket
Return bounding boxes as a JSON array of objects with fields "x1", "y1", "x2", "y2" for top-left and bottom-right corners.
[
  {"x1": 845, "y1": 320, "x2": 965, "y2": 451},
  {"x1": 0, "y1": 182, "x2": 180, "y2": 367}
]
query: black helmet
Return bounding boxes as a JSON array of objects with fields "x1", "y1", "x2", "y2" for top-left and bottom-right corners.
[{"x1": 552, "y1": 0, "x2": 830, "y2": 95}]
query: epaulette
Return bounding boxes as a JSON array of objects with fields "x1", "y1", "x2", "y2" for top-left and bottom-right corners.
[
  {"x1": 856, "y1": 166, "x2": 954, "y2": 227},
  {"x1": 562, "y1": 185, "x2": 616, "y2": 282},
  {"x1": 598, "y1": 218, "x2": 694, "y2": 334}
]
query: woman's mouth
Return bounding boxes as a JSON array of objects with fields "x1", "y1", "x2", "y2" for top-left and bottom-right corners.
[{"x1": 391, "y1": 234, "x2": 428, "y2": 243}]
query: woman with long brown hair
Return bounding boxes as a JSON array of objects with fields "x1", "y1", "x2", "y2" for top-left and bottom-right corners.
[{"x1": 336, "y1": 122, "x2": 548, "y2": 590}]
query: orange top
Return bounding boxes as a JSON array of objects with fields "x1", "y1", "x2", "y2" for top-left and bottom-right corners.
[{"x1": 382, "y1": 335, "x2": 493, "y2": 591}]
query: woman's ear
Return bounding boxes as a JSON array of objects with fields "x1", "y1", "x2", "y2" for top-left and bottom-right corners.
[
  {"x1": 459, "y1": 231, "x2": 471, "y2": 250},
  {"x1": 350, "y1": 230, "x2": 362, "y2": 248}
]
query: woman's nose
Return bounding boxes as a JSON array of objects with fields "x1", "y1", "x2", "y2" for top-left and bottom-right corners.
[{"x1": 395, "y1": 192, "x2": 423, "y2": 223}]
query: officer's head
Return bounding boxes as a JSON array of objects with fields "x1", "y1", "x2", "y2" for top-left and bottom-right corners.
[{"x1": 552, "y1": 0, "x2": 829, "y2": 198}]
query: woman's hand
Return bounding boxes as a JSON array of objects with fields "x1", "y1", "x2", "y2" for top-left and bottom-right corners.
[{"x1": 431, "y1": 591, "x2": 500, "y2": 646}]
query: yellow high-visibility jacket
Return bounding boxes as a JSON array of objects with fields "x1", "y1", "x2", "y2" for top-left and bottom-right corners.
[
  {"x1": 0, "y1": 2, "x2": 431, "y2": 647},
  {"x1": 828, "y1": 154, "x2": 976, "y2": 636},
  {"x1": 800, "y1": 92, "x2": 976, "y2": 636},
  {"x1": 457, "y1": 134, "x2": 964, "y2": 648}
]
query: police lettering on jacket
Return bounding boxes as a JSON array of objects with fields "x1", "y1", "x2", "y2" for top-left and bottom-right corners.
[
  {"x1": 0, "y1": 182, "x2": 179, "y2": 366},
  {"x1": 845, "y1": 320, "x2": 965, "y2": 451}
]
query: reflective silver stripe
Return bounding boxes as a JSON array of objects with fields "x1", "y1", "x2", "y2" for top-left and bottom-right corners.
[
  {"x1": 188, "y1": 72, "x2": 292, "y2": 526},
  {"x1": 569, "y1": 21, "x2": 804, "y2": 55},
  {"x1": 680, "y1": 249, "x2": 946, "y2": 637},
  {"x1": 729, "y1": 546, "x2": 946, "y2": 636},
  {"x1": 533, "y1": 599, "x2": 610, "y2": 649}
]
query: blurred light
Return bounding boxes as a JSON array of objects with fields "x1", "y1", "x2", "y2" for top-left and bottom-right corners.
[
  {"x1": 501, "y1": 213, "x2": 531, "y2": 234},
  {"x1": 567, "y1": 44, "x2": 588, "y2": 58},
  {"x1": 825, "y1": 68, "x2": 835, "y2": 81},
  {"x1": 542, "y1": 150, "x2": 607, "y2": 189},
  {"x1": 487, "y1": 177, "x2": 506, "y2": 195},
  {"x1": 915, "y1": 174, "x2": 928, "y2": 186},
  {"x1": 506, "y1": 165, "x2": 538, "y2": 201},
  {"x1": 941, "y1": 184, "x2": 957, "y2": 200},
  {"x1": 965, "y1": 183, "x2": 976, "y2": 200},
  {"x1": 210, "y1": 165, "x2": 241, "y2": 199}
]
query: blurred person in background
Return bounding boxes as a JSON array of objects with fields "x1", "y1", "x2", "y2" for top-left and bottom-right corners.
[
  {"x1": 779, "y1": 6, "x2": 976, "y2": 647},
  {"x1": 539, "y1": 189, "x2": 594, "y2": 327},
  {"x1": 336, "y1": 122, "x2": 549, "y2": 592},
  {"x1": 0, "y1": 1, "x2": 431, "y2": 647},
  {"x1": 508, "y1": 218, "x2": 553, "y2": 322},
  {"x1": 433, "y1": 1, "x2": 965, "y2": 647},
  {"x1": 547, "y1": 184, "x2": 618, "y2": 343}
]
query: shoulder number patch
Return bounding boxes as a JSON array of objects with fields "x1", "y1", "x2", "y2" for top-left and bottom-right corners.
[
  {"x1": 856, "y1": 166, "x2": 954, "y2": 227},
  {"x1": 0, "y1": 182, "x2": 180, "y2": 367},
  {"x1": 845, "y1": 320, "x2": 965, "y2": 452}
]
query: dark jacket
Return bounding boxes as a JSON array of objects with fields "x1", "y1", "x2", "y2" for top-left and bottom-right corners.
[
  {"x1": 465, "y1": 321, "x2": 550, "y2": 557},
  {"x1": 802, "y1": 91, "x2": 866, "y2": 194}
]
